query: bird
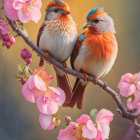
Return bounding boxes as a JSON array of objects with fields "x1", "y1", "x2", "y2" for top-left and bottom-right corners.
[
  {"x1": 69, "y1": 8, "x2": 118, "y2": 109},
  {"x1": 37, "y1": 0, "x2": 77, "y2": 105}
]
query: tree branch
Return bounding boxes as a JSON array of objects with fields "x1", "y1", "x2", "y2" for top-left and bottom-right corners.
[{"x1": 8, "y1": 19, "x2": 140, "y2": 122}]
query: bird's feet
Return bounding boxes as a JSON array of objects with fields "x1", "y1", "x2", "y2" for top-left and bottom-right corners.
[
  {"x1": 93, "y1": 77, "x2": 98, "y2": 84},
  {"x1": 80, "y1": 70, "x2": 88, "y2": 81},
  {"x1": 45, "y1": 52, "x2": 50, "y2": 59},
  {"x1": 62, "y1": 62, "x2": 67, "y2": 68}
]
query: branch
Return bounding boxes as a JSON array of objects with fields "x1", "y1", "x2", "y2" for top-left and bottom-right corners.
[{"x1": 7, "y1": 19, "x2": 140, "y2": 121}]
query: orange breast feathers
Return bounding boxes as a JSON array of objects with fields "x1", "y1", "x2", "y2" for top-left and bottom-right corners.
[{"x1": 84, "y1": 30, "x2": 118, "y2": 62}]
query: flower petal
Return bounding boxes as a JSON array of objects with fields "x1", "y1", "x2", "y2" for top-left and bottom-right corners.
[
  {"x1": 39, "y1": 113, "x2": 52, "y2": 130},
  {"x1": 118, "y1": 82, "x2": 136, "y2": 97},
  {"x1": 22, "y1": 81, "x2": 37, "y2": 103},
  {"x1": 76, "y1": 114, "x2": 91, "y2": 124},
  {"x1": 34, "y1": 74, "x2": 46, "y2": 91},
  {"x1": 37, "y1": 96, "x2": 58, "y2": 115},
  {"x1": 50, "y1": 87, "x2": 66, "y2": 106},
  {"x1": 29, "y1": 7, "x2": 41, "y2": 23},
  {"x1": 97, "y1": 121, "x2": 110, "y2": 139},
  {"x1": 18, "y1": 9, "x2": 31, "y2": 23},
  {"x1": 82, "y1": 122, "x2": 97, "y2": 139},
  {"x1": 96, "y1": 109, "x2": 114, "y2": 125},
  {"x1": 4, "y1": 0, "x2": 18, "y2": 21}
]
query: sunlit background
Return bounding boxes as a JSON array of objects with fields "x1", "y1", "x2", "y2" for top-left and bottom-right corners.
[{"x1": 0, "y1": 0, "x2": 140, "y2": 139}]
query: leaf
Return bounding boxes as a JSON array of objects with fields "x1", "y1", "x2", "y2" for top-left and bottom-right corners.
[{"x1": 18, "y1": 64, "x2": 28, "y2": 75}]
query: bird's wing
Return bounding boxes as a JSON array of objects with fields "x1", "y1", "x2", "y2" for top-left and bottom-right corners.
[
  {"x1": 37, "y1": 23, "x2": 46, "y2": 67},
  {"x1": 37, "y1": 23, "x2": 46, "y2": 46},
  {"x1": 71, "y1": 32, "x2": 85, "y2": 69}
]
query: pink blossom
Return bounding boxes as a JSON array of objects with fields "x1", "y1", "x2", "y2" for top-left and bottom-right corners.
[
  {"x1": 118, "y1": 73, "x2": 140, "y2": 97},
  {"x1": 36, "y1": 87, "x2": 66, "y2": 115},
  {"x1": 4, "y1": 0, "x2": 42, "y2": 23},
  {"x1": 0, "y1": 18, "x2": 9, "y2": 35},
  {"x1": 39, "y1": 113, "x2": 55, "y2": 130},
  {"x1": 58, "y1": 109, "x2": 114, "y2": 140},
  {"x1": 95, "y1": 109, "x2": 114, "y2": 140},
  {"x1": 22, "y1": 69, "x2": 65, "y2": 114},
  {"x1": 22, "y1": 74, "x2": 46, "y2": 103}
]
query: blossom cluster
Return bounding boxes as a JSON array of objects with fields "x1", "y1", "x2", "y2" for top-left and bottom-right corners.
[
  {"x1": 118, "y1": 72, "x2": 140, "y2": 113},
  {"x1": 21, "y1": 48, "x2": 32, "y2": 64},
  {"x1": 22, "y1": 68, "x2": 66, "y2": 130},
  {"x1": 4, "y1": 0, "x2": 42, "y2": 23},
  {"x1": 58, "y1": 109, "x2": 114, "y2": 140},
  {"x1": 0, "y1": 18, "x2": 16, "y2": 48}
]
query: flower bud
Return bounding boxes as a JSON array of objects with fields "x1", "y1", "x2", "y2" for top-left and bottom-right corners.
[
  {"x1": 9, "y1": 36, "x2": 16, "y2": 45},
  {"x1": 65, "y1": 115, "x2": 72, "y2": 123},
  {"x1": 27, "y1": 50, "x2": 32, "y2": 58},
  {"x1": 21, "y1": 48, "x2": 28, "y2": 59},
  {"x1": 26, "y1": 58, "x2": 32, "y2": 64},
  {"x1": 6, "y1": 42, "x2": 11, "y2": 49},
  {"x1": 21, "y1": 78, "x2": 26, "y2": 85},
  {"x1": 55, "y1": 118, "x2": 61, "y2": 127},
  {"x1": 2, "y1": 34, "x2": 9, "y2": 41}
]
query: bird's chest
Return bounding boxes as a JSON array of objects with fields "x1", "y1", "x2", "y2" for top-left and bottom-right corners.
[
  {"x1": 74, "y1": 32, "x2": 118, "y2": 77},
  {"x1": 39, "y1": 23, "x2": 77, "y2": 62}
]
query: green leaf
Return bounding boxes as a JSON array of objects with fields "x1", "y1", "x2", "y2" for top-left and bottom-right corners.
[
  {"x1": 89, "y1": 109, "x2": 98, "y2": 121},
  {"x1": 18, "y1": 64, "x2": 28, "y2": 75}
]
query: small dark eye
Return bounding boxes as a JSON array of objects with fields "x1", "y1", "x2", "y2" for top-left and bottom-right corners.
[
  {"x1": 95, "y1": 19, "x2": 99, "y2": 23},
  {"x1": 54, "y1": 9, "x2": 58, "y2": 13}
]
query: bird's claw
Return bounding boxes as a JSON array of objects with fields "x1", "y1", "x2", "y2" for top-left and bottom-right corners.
[
  {"x1": 63, "y1": 62, "x2": 67, "y2": 68},
  {"x1": 45, "y1": 52, "x2": 50, "y2": 59},
  {"x1": 93, "y1": 77, "x2": 98, "y2": 84}
]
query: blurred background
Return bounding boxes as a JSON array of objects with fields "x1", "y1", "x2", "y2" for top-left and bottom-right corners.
[{"x1": 0, "y1": 0, "x2": 140, "y2": 139}]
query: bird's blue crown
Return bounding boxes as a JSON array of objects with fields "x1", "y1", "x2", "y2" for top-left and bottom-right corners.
[{"x1": 86, "y1": 8, "x2": 104, "y2": 20}]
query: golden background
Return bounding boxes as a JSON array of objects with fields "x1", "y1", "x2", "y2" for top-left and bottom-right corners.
[{"x1": 0, "y1": 0, "x2": 140, "y2": 139}]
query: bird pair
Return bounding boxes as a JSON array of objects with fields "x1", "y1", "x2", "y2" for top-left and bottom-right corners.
[{"x1": 37, "y1": 0, "x2": 118, "y2": 109}]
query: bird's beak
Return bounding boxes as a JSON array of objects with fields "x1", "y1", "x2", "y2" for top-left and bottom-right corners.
[
  {"x1": 64, "y1": 10, "x2": 71, "y2": 15},
  {"x1": 83, "y1": 22, "x2": 91, "y2": 30}
]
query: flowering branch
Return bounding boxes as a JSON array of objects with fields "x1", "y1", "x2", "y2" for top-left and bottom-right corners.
[{"x1": 7, "y1": 19, "x2": 140, "y2": 123}]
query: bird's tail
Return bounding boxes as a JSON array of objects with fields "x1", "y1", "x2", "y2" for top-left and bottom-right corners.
[
  {"x1": 54, "y1": 66, "x2": 72, "y2": 106},
  {"x1": 69, "y1": 78, "x2": 87, "y2": 109}
]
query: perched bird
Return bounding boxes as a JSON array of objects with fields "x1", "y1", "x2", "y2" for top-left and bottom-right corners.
[
  {"x1": 37, "y1": 0, "x2": 77, "y2": 105},
  {"x1": 69, "y1": 8, "x2": 118, "y2": 109}
]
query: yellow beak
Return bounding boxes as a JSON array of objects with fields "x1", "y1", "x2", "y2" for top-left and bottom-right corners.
[{"x1": 83, "y1": 22, "x2": 90, "y2": 30}]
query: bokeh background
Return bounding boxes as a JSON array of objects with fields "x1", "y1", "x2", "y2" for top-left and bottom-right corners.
[{"x1": 0, "y1": 0, "x2": 140, "y2": 139}]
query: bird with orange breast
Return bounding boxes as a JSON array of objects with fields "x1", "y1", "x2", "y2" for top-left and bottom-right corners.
[
  {"x1": 37, "y1": 0, "x2": 77, "y2": 105},
  {"x1": 69, "y1": 8, "x2": 118, "y2": 109}
]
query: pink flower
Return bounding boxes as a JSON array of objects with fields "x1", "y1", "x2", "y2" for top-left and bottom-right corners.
[
  {"x1": 4, "y1": 0, "x2": 42, "y2": 23},
  {"x1": 118, "y1": 73, "x2": 140, "y2": 97},
  {"x1": 39, "y1": 113, "x2": 55, "y2": 130},
  {"x1": 22, "y1": 74, "x2": 46, "y2": 103},
  {"x1": 95, "y1": 109, "x2": 114, "y2": 140},
  {"x1": 22, "y1": 69, "x2": 66, "y2": 114},
  {"x1": 0, "y1": 18, "x2": 9, "y2": 35},
  {"x1": 76, "y1": 114, "x2": 97, "y2": 139},
  {"x1": 37, "y1": 87, "x2": 65, "y2": 115},
  {"x1": 58, "y1": 109, "x2": 114, "y2": 140}
]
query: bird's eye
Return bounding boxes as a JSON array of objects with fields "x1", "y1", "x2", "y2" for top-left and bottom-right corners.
[
  {"x1": 95, "y1": 19, "x2": 99, "y2": 23},
  {"x1": 54, "y1": 9, "x2": 58, "y2": 13}
]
